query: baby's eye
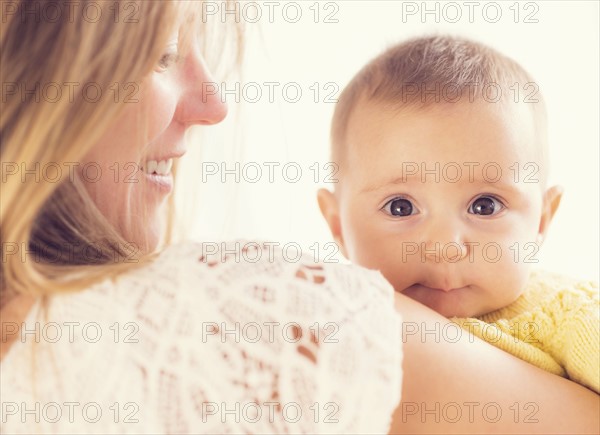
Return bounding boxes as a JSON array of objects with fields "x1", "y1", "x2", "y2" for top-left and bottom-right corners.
[
  {"x1": 468, "y1": 196, "x2": 505, "y2": 216},
  {"x1": 382, "y1": 197, "x2": 417, "y2": 217}
]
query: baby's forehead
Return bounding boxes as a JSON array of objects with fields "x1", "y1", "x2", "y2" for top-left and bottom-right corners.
[
  {"x1": 339, "y1": 100, "x2": 546, "y2": 188},
  {"x1": 347, "y1": 100, "x2": 539, "y2": 156}
]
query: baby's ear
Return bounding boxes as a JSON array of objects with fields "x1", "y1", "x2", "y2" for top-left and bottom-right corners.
[
  {"x1": 537, "y1": 185, "x2": 563, "y2": 244},
  {"x1": 317, "y1": 188, "x2": 348, "y2": 258}
]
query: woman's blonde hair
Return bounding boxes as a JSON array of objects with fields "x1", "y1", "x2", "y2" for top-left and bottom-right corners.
[{"x1": 1, "y1": 0, "x2": 243, "y2": 305}]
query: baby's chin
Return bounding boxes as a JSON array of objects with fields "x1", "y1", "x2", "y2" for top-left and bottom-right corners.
[{"x1": 399, "y1": 284, "x2": 498, "y2": 318}]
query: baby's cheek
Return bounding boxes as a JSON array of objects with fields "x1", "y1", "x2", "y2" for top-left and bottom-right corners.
[
  {"x1": 346, "y1": 228, "x2": 405, "y2": 285},
  {"x1": 369, "y1": 243, "x2": 417, "y2": 292},
  {"x1": 486, "y1": 239, "x2": 532, "y2": 305},
  {"x1": 348, "y1": 229, "x2": 389, "y2": 268}
]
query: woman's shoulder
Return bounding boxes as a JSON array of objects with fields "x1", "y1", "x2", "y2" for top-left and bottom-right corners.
[
  {"x1": 120, "y1": 239, "x2": 403, "y2": 431},
  {"x1": 131, "y1": 239, "x2": 398, "y2": 306},
  {"x1": 27, "y1": 238, "x2": 398, "y2": 343},
  {"x1": 1, "y1": 240, "x2": 403, "y2": 433}
]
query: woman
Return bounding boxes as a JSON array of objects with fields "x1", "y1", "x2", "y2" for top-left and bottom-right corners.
[{"x1": 1, "y1": 1, "x2": 598, "y2": 434}]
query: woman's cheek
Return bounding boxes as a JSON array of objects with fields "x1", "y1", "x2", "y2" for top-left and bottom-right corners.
[{"x1": 143, "y1": 75, "x2": 179, "y2": 140}]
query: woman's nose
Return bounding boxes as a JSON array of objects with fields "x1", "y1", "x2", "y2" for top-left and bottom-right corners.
[{"x1": 176, "y1": 50, "x2": 228, "y2": 126}]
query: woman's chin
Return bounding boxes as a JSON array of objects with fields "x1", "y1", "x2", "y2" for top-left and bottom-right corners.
[{"x1": 123, "y1": 215, "x2": 163, "y2": 255}]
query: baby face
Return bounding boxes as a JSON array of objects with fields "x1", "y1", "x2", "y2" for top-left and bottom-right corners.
[{"x1": 319, "y1": 100, "x2": 562, "y2": 317}]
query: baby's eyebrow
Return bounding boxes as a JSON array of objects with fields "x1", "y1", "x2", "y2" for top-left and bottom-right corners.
[
  {"x1": 362, "y1": 176, "x2": 414, "y2": 193},
  {"x1": 362, "y1": 173, "x2": 531, "y2": 195}
]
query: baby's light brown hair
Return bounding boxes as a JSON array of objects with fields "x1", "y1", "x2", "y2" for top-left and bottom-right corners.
[{"x1": 330, "y1": 35, "x2": 548, "y2": 184}]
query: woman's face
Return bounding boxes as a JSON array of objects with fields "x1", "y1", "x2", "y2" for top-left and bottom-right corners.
[{"x1": 80, "y1": 29, "x2": 227, "y2": 252}]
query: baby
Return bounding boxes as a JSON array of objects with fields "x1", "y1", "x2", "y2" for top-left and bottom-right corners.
[{"x1": 318, "y1": 35, "x2": 599, "y2": 393}]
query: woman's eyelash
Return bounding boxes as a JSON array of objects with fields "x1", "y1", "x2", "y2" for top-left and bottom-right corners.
[{"x1": 158, "y1": 52, "x2": 180, "y2": 70}]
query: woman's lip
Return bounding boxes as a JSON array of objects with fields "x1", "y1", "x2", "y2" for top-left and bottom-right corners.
[{"x1": 144, "y1": 172, "x2": 173, "y2": 194}]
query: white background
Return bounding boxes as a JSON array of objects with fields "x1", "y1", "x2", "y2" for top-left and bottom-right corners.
[{"x1": 177, "y1": 0, "x2": 599, "y2": 281}]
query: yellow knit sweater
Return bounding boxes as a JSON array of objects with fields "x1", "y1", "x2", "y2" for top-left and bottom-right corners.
[{"x1": 451, "y1": 270, "x2": 599, "y2": 393}]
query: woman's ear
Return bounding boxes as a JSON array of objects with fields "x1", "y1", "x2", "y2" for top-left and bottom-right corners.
[
  {"x1": 537, "y1": 185, "x2": 563, "y2": 245},
  {"x1": 317, "y1": 188, "x2": 348, "y2": 258}
]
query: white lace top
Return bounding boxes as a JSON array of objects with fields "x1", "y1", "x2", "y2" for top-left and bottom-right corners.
[{"x1": 1, "y1": 241, "x2": 403, "y2": 434}]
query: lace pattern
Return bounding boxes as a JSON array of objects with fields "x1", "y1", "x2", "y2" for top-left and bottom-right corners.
[{"x1": 1, "y1": 241, "x2": 403, "y2": 434}]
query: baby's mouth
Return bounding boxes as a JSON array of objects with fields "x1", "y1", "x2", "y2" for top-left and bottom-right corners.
[{"x1": 417, "y1": 282, "x2": 461, "y2": 293}]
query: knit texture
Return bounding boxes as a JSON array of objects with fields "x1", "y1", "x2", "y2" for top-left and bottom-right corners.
[{"x1": 452, "y1": 270, "x2": 599, "y2": 393}]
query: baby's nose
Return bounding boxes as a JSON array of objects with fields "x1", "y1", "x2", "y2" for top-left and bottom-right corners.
[{"x1": 421, "y1": 223, "x2": 468, "y2": 262}]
